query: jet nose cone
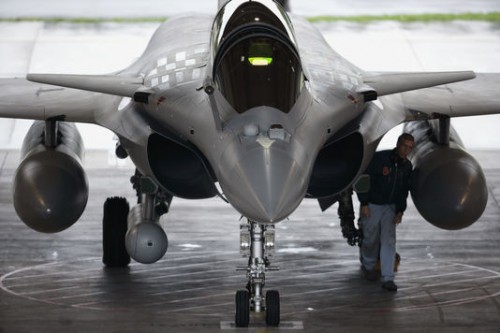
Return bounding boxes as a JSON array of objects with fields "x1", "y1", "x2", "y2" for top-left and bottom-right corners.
[{"x1": 221, "y1": 145, "x2": 307, "y2": 223}]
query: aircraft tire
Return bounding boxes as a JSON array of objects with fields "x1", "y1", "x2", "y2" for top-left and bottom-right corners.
[
  {"x1": 235, "y1": 290, "x2": 250, "y2": 327},
  {"x1": 102, "y1": 197, "x2": 130, "y2": 267},
  {"x1": 265, "y1": 290, "x2": 280, "y2": 326}
]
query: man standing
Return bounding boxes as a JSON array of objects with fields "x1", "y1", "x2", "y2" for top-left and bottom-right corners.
[{"x1": 357, "y1": 133, "x2": 414, "y2": 291}]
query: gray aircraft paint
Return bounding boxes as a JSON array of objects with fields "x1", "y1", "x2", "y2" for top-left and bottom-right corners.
[{"x1": 0, "y1": 0, "x2": 500, "y2": 248}]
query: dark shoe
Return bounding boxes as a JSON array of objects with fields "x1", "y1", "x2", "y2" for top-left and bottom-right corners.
[
  {"x1": 381, "y1": 280, "x2": 398, "y2": 292},
  {"x1": 362, "y1": 267, "x2": 378, "y2": 282}
]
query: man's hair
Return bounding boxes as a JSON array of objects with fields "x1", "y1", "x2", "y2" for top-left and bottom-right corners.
[{"x1": 397, "y1": 133, "x2": 414, "y2": 145}]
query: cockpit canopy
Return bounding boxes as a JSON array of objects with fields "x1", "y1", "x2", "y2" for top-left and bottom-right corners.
[{"x1": 212, "y1": 0, "x2": 304, "y2": 114}]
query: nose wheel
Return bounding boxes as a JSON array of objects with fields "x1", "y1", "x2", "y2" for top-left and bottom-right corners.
[
  {"x1": 235, "y1": 220, "x2": 280, "y2": 327},
  {"x1": 235, "y1": 290, "x2": 250, "y2": 327},
  {"x1": 265, "y1": 289, "x2": 280, "y2": 326}
]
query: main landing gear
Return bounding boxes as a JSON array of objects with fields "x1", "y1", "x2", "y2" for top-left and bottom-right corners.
[
  {"x1": 102, "y1": 170, "x2": 172, "y2": 267},
  {"x1": 235, "y1": 220, "x2": 280, "y2": 327},
  {"x1": 338, "y1": 188, "x2": 362, "y2": 247},
  {"x1": 102, "y1": 197, "x2": 130, "y2": 267}
]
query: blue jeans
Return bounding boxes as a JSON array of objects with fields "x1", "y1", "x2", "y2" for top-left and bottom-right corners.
[{"x1": 359, "y1": 203, "x2": 396, "y2": 282}]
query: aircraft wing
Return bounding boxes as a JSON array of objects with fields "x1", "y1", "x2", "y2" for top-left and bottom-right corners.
[
  {"x1": 356, "y1": 71, "x2": 497, "y2": 145},
  {"x1": 400, "y1": 73, "x2": 500, "y2": 119},
  {"x1": 0, "y1": 77, "x2": 111, "y2": 123}
]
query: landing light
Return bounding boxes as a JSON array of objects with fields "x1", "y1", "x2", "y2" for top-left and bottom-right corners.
[{"x1": 249, "y1": 57, "x2": 273, "y2": 66}]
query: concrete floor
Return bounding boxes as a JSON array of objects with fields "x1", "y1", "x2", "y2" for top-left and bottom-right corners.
[{"x1": 1, "y1": 150, "x2": 500, "y2": 333}]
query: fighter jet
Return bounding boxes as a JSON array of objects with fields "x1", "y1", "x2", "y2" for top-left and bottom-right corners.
[{"x1": 1, "y1": 0, "x2": 500, "y2": 327}]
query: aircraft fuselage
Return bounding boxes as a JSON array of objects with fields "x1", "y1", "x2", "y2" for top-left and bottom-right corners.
[{"x1": 116, "y1": 2, "x2": 368, "y2": 223}]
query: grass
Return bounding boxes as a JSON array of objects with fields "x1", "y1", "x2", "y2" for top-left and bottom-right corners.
[
  {"x1": 0, "y1": 17, "x2": 168, "y2": 24},
  {"x1": 1, "y1": 12, "x2": 500, "y2": 24},
  {"x1": 307, "y1": 12, "x2": 500, "y2": 23}
]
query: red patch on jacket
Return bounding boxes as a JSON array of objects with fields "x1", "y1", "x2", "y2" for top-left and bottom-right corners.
[{"x1": 382, "y1": 166, "x2": 390, "y2": 176}]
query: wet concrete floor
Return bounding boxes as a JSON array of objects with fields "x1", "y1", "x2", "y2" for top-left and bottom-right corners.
[{"x1": 1, "y1": 150, "x2": 500, "y2": 332}]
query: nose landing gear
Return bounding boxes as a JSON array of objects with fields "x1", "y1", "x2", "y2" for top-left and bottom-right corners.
[{"x1": 235, "y1": 220, "x2": 280, "y2": 327}]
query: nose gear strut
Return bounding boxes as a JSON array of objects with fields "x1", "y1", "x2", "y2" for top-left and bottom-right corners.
[{"x1": 235, "y1": 219, "x2": 280, "y2": 327}]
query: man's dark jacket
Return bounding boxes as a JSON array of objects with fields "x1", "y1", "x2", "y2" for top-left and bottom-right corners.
[{"x1": 357, "y1": 149, "x2": 413, "y2": 214}]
